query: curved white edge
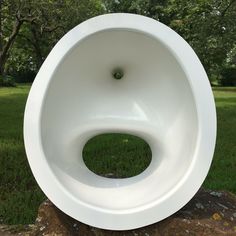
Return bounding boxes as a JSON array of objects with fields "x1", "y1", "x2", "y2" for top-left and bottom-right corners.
[{"x1": 24, "y1": 13, "x2": 217, "y2": 230}]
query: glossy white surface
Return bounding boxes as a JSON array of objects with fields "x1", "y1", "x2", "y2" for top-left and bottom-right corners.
[{"x1": 24, "y1": 14, "x2": 216, "y2": 230}]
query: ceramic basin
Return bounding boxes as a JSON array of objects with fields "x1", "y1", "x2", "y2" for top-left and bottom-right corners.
[{"x1": 24, "y1": 13, "x2": 216, "y2": 230}]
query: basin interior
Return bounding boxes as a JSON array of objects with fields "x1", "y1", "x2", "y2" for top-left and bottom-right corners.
[{"x1": 40, "y1": 29, "x2": 198, "y2": 211}]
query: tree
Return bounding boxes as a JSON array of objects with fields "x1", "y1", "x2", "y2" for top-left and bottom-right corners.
[
  {"x1": 1, "y1": 0, "x2": 235, "y2": 84},
  {"x1": 103, "y1": 0, "x2": 236, "y2": 83},
  {"x1": 0, "y1": 0, "x2": 42, "y2": 76},
  {"x1": 103, "y1": 0, "x2": 169, "y2": 21},
  {"x1": 168, "y1": 0, "x2": 236, "y2": 82},
  {"x1": 1, "y1": 0, "x2": 104, "y2": 78}
]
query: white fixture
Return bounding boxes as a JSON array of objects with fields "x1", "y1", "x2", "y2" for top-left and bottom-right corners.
[{"x1": 24, "y1": 13, "x2": 216, "y2": 230}]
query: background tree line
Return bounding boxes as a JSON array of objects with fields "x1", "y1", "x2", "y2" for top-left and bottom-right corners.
[{"x1": 0, "y1": 0, "x2": 235, "y2": 86}]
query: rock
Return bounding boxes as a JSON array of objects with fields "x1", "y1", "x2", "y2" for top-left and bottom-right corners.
[{"x1": 1, "y1": 188, "x2": 236, "y2": 236}]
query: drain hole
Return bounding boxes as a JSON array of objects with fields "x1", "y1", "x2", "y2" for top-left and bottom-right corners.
[{"x1": 82, "y1": 133, "x2": 152, "y2": 179}]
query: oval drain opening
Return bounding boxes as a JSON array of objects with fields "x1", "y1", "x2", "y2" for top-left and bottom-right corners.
[{"x1": 82, "y1": 133, "x2": 152, "y2": 179}]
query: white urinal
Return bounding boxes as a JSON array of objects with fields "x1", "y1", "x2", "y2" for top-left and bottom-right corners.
[{"x1": 24, "y1": 13, "x2": 216, "y2": 230}]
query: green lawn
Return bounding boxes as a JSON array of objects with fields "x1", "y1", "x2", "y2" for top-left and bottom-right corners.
[
  {"x1": 0, "y1": 85, "x2": 44, "y2": 225},
  {"x1": 203, "y1": 87, "x2": 236, "y2": 192},
  {"x1": 83, "y1": 133, "x2": 152, "y2": 178},
  {"x1": 0, "y1": 84, "x2": 235, "y2": 225}
]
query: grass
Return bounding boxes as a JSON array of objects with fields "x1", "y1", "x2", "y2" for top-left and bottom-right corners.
[
  {"x1": 83, "y1": 133, "x2": 152, "y2": 178},
  {"x1": 0, "y1": 84, "x2": 44, "y2": 225},
  {"x1": 0, "y1": 84, "x2": 235, "y2": 225},
  {"x1": 203, "y1": 87, "x2": 236, "y2": 192}
]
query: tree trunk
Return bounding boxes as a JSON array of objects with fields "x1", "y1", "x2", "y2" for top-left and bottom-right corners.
[
  {"x1": 0, "y1": 16, "x2": 23, "y2": 76},
  {"x1": 31, "y1": 25, "x2": 44, "y2": 69},
  {"x1": 0, "y1": 0, "x2": 4, "y2": 76}
]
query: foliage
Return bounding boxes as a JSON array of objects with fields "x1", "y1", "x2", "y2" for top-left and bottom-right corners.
[
  {"x1": 220, "y1": 67, "x2": 236, "y2": 86},
  {"x1": 0, "y1": 0, "x2": 235, "y2": 84},
  {"x1": 0, "y1": 75, "x2": 15, "y2": 87},
  {"x1": 0, "y1": 0, "x2": 44, "y2": 75},
  {"x1": 103, "y1": 0, "x2": 236, "y2": 84},
  {"x1": 0, "y1": 0, "x2": 105, "y2": 80}
]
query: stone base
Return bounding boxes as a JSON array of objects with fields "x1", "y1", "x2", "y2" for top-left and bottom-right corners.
[{"x1": 1, "y1": 188, "x2": 236, "y2": 235}]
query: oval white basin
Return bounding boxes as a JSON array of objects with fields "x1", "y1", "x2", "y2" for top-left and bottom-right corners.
[{"x1": 24, "y1": 13, "x2": 216, "y2": 230}]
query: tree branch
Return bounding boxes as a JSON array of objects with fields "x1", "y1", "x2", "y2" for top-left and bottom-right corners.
[
  {"x1": 0, "y1": 19, "x2": 23, "y2": 72},
  {"x1": 221, "y1": 0, "x2": 236, "y2": 17},
  {"x1": 41, "y1": 25, "x2": 64, "y2": 34},
  {"x1": 0, "y1": 0, "x2": 3, "y2": 53}
]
